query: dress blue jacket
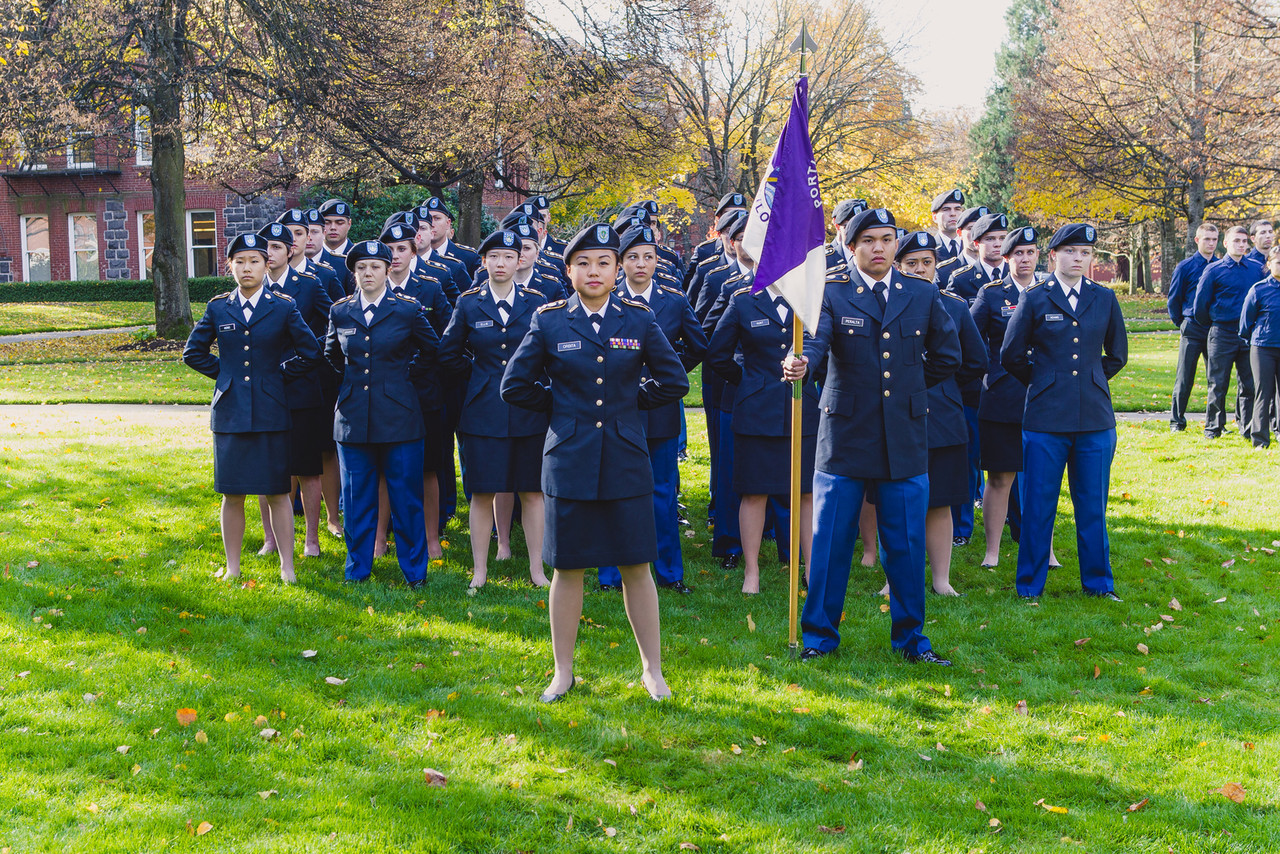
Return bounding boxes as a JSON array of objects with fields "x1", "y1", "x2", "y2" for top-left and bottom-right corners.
[
  {"x1": 183, "y1": 287, "x2": 320, "y2": 433},
  {"x1": 1000, "y1": 275, "x2": 1127, "y2": 433},
  {"x1": 627, "y1": 283, "x2": 706, "y2": 440},
  {"x1": 928, "y1": 290, "x2": 988, "y2": 448},
  {"x1": 442, "y1": 238, "x2": 481, "y2": 279},
  {"x1": 1194, "y1": 256, "x2": 1266, "y2": 326},
  {"x1": 706, "y1": 284, "x2": 818, "y2": 437},
  {"x1": 1240, "y1": 277, "x2": 1280, "y2": 347},
  {"x1": 390, "y1": 271, "x2": 452, "y2": 410},
  {"x1": 945, "y1": 261, "x2": 1005, "y2": 305},
  {"x1": 324, "y1": 289, "x2": 440, "y2": 444},
  {"x1": 970, "y1": 279, "x2": 1029, "y2": 424},
  {"x1": 500, "y1": 292, "x2": 689, "y2": 500},
  {"x1": 437, "y1": 282, "x2": 549, "y2": 438},
  {"x1": 802, "y1": 268, "x2": 961, "y2": 480},
  {"x1": 304, "y1": 258, "x2": 345, "y2": 303},
  {"x1": 266, "y1": 268, "x2": 332, "y2": 409},
  {"x1": 1165, "y1": 252, "x2": 1213, "y2": 324}
]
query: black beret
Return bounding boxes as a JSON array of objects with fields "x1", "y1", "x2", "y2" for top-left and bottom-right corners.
[
  {"x1": 1001, "y1": 226, "x2": 1038, "y2": 256},
  {"x1": 1047, "y1": 223, "x2": 1097, "y2": 251},
  {"x1": 501, "y1": 211, "x2": 532, "y2": 230},
  {"x1": 958, "y1": 206, "x2": 990, "y2": 231},
  {"x1": 509, "y1": 221, "x2": 539, "y2": 245},
  {"x1": 477, "y1": 229, "x2": 523, "y2": 256},
  {"x1": 619, "y1": 225, "x2": 658, "y2": 256},
  {"x1": 564, "y1": 222, "x2": 621, "y2": 261},
  {"x1": 723, "y1": 213, "x2": 749, "y2": 240},
  {"x1": 383, "y1": 210, "x2": 419, "y2": 231},
  {"x1": 256, "y1": 222, "x2": 294, "y2": 247},
  {"x1": 302, "y1": 209, "x2": 323, "y2": 227},
  {"x1": 716, "y1": 209, "x2": 747, "y2": 234},
  {"x1": 227, "y1": 232, "x2": 268, "y2": 259},
  {"x1": 634, "y1": 199, "x2": 660, "y2": 215},
  {"x1": 378, "y1": 222, "x2": 417, "y2": 245},
  {"x1": 831, "y1": 198, "x2": 866, "y2": 227},
  {"x1": 418, "y1": 196, "x2": 454, "y2": 221},
  {"x1": 971, "y1": 213, "x2": 1010, "y2": 242},
  {"x1": 613, "y1": 214, "x2": 646, "y2": 234},
  {"x1": 530, "y1": 194, "x2": 550, "y2": 211},
  {"x1": 318, "y1": 199, "x2": 352, "y2": 219},
  {"x1": 930, "y1": 189, "x2": 965, "y2": 213},
  {"x1": 894, "y1": 231, "x2": 939, "y2": 262},
  {"x1": 344, "y1": 240, "x2": 392, "y2": 271},
  {"x1": 510, "y1": 203, "x2": 545, "y2": 223},
  {"x1": 619, "y1": 206, "x2": 653, "y2": 226},
  {"x1": 276, "y1": 209, "x2": 307, "y2": 228},
  {"x1": 716, "y1": 192, "x2": 748, "y2": 215},
  {"x1": 844, "y1": 207, "x2": 897, "y2": 245}
]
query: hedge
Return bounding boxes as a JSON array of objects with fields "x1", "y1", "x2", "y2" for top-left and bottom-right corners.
[{"x1": 0, "y1": 277, "x2": 233, "y2": 304}]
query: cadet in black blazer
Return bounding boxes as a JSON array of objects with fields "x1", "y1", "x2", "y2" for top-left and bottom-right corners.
[
  {"x1": 501, "y1": 224, "x2": 689, "y2": 703},
  {"x1": 1001, "y1": 224, "x2": 1128, "y2": 600},
  {"x1": 325, "y1": 240, "x2": 440, "y2": 587},
  {"x1": 183, "y1": 233, "x2": 320, "y2": 583},
  {"x1": 438, "y1": 229, "x2": 551, "y2": 588},
  {"x1": 783, "y1": 209, "x2": 961, "y2": 665},
  {"x1": 706, "y1": 250, "x2": 819, "y2": 595},
  {"x1": 252, "y1": 222, "x2": 332, "y2": 561}
]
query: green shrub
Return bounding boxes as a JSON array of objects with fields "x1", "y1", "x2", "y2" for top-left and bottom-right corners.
[{"x1": 0, "y1": 277, "x2": 233, "y2": 304}]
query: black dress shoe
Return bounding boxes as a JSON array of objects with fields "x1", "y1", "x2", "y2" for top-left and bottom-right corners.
[
  {"x1": 952, "y1": 536, "x2": 970, "y2": 547},
  {"x1": 1087, "y1": 590, "x2": 1123, "y2": 602},
  {"x1": 343, "y1": 576, "x2": 370, "y2": 585},
  {"x1": 539, "y1": 680, "x2": 575, "y2": 704},
  {"x1": 407, "y1": 579, "x2": 426, "y2": 589},
  {"x1": 902, "y1": 648, "x2": 952, "y2": 666},
  {"x1": 799, "y1": 647, "x2": 828, "y2": 661},
  {"x1": 720, "y1": 554, "x2": 741, "y2": 570},
  {"x1": 658, "y1": 580, "x2": 694, "y2": 594},
  {"x1": 1170, "y1": 424, "x2": 1185, "y2": 432},
  {"x1": 599, "y1": 582, "x2": 621, "y2": 592}
]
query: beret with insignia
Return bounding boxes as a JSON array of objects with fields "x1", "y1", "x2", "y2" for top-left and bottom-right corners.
[
  {"x1": 845, "y1": 207, "x2": 897, "y2": 244},
  {"x1": 894, "y1": 230, "x2": 939, "y2": 262},
  {"x1": 1001, "y1": 226, "x2": 1038, "y2": 257},
  {"x1": 564, "y1": 222, "x2": 621, "y2": 261},
  {"x1": 256, "y1": 221, "x2": 294, "y2": 247},
  {"x1": 1047, "y1": 223, "x2": 1097, "y2": 251},
  {"x1": 958, "y1": 206, "x2": 990, "y2": 231},
  {"x1": 930, "y1": 188, "x2": 965, "y2": 213},
  {"x1": 344, "y1": 239, "x2": 392, "y2": 271},
  {"x1": 318, "y1": 199, "x2": 351, "y2": 219},
  {"x1": 478, "y1": 229, "x2": 524, "y2": 256},
  {"x1": 971, "y1": 213, "x2": 1010, "y2": 242},
  {"x1": 227, "y1": 232, "x2": 269, "y2": 259}
]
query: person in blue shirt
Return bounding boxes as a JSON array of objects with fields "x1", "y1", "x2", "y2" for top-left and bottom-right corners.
[
  {"x1": 501, "y1": 224, "x2": 689, "y2": 703},
  {"x1": 183, "y1": 233, "x2": 320, "y2": 583},
  {"x1": 438, "y1": 230, "x2": 551, "y2": 588},
  {"x1": 1240, "y1": 246, "x2": 1280, "y2": 448},
  {"x1": 1001, "y1": 223, "x2": 1128, "y2": 601},
  {"x1": 783, "y1": 208, "x2": 962, "y2": 665},
  {"x1": 1166, "y1": 223, "x2": 1218, "y2": 431},
  {"x1": 1193, "y1": 225, "x2": 1262, "y2": 441},
  {"x1": 1246, "y1": 219, "x2": 1273, "y2": 268}
]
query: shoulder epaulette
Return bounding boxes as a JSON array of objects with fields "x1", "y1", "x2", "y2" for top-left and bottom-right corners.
[
  {"x1": 829, "y1": 260, "x2": 848, "y2": 273},
  {"x1": 696, "y1": 237, "x2": 717, "y2": 249},
  {"x1": 697, "y1": 254, "x2": 721, "y2": 268},
  {"x1": 334, "y1": 294, "x2": 356, "y2": 306},
  {"x1": 456, "y1": 243, "x2": 476, "y2": 253},
  {"x1": 538, "y1": 299, "x2": 568, "y2": 313},
  {"x1": 940, "y1": 289, "x2": 966, "y2": 301},
  {"x1": 395, "y1": 293, "x2": 418, "y2": 303},
  {"x1": 980, "y1": 280, "x2": 1003, "y2": 289},
  {"x1": 732, "y1": 285, "x2": 753, "y2": 297},
  {"x1": 620, "y1": 296, "x2": 652, "y2": 312},
  {"x1": 1026, "y1": 281, "x2": 1045, "y2": 291},
  {"x1": 422, "y1": 258, "x2": 449, "y2": 271},
  {"x1": 937, "y1": 257, "x2": 960, "y2": 270},
  {"x1": 659, "y1": 285, "x2": 685, "y2": 297},
  {"x1": 211, "y1": 291, "x2": 232, "y2": 301},
  {"x1": 825, "y1": 269, "x2": 851, "y2": 284},
  {"x1": 952, "y1": 263, "x2": 974, "y2": 275},
  {"x1": 274, "y1": 291, "x2": 295, "y2": 301},
  {"x1": 460, "y1": 286, "x2": 484, "y2": 298}
]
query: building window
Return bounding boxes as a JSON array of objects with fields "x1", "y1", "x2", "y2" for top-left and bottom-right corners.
[
  {"x1": 135, "y1": 109, "x2": 152, "y2": 166},
  {"x1": 139, "y1": 212, "x2": 155, "y2": 278},
  {"x1": 69, "y1": 214, "x2": 99, "y2": 280},
  {"x1": 66, "y1": 132, "x2": 95, "y2": 170},
  {"x1": 187, "y1": 211, "x2": 217, "y2": 277},
  {"x1": 21, "y1": 215, "x2": 51, "y2": 282}
]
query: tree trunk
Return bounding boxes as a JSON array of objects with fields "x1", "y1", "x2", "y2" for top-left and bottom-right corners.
[
  {"x1": 150, "y1": 4, "x2": 192, "y2": 340},
  {"x1": 457, "y1": 169, "x2": 484, "y2": 248},
  {"x1": 1157, "y1": 216, "x2": 1181, "y2": 295}
]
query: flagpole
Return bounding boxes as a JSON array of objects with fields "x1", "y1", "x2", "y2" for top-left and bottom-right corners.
[{"x1": 787, "y1": 21, "x2": 812, "y2": 660}]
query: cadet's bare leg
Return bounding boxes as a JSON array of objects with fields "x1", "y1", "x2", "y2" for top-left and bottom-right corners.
[{"x1": 619, "y1": 563, "x2": 670, "y2": 699}]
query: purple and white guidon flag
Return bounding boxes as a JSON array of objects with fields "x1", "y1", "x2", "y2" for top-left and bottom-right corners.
[{"x1": 742, "y1": 76, "x2": 826, "y2": 331}]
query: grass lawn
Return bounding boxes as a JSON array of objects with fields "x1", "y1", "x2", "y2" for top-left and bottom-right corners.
[
  {"x1": 1, "y1": 409, "x2": 1279, "y2": 852},
  {"x1": 1115, "y1": 292, "x2": 1178, "y2": 334}
]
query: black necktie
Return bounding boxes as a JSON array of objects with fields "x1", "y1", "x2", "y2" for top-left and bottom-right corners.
[
  {"x1": 241, "y1": 301, "x2": 252, "y2": 323},
  {"x1": 1067, "y1": 288, "x2": 1079, "y2": 310},
  {"x1": 872, "y1": 282, "x2": 887, "y2": 312},
  {"x1": 498, "y1": 301, "x2": 510, "y2": 325},
  {"x1": 590, "y1": 314, "x2": 601, "y2": 335}
]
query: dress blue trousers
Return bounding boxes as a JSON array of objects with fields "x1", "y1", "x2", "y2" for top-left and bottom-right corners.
[
  {"x1": 712, "y1": 409, "x2": 742, "y2": 557},
  {"x1": 705, "y1": 401, "x2": 720, "y2": 523},
  {"x1": 1015, "y1": 428, "x2": 1117, "y2": 597},
  {"x1": 598, "y1": 436, "x2": 684, "y2": 586},
  {"x1": 951, "y1": 405, "x2": 983, "y2": 537},
  {"x1": 337, "y1": 439, "x2": 428, "y2": 584},
  {"x1": 801, "y1": 470, "x2": 931, "y2": 655}
]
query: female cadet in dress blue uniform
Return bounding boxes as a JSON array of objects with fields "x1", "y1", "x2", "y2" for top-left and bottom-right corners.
[
  {"x1": 1001, "y1": 223, "x2": 1128, "y2": 600},
  {"x1": 1240, "y1": 246, "x2": 1280, "y2": 448},
  {"x1": 501, "y1": 224, "x2": 689, "y2": 702},
  {"x1": 325, "y1": 240, "x2": 440, "y2": 587},
  {"x1": 438, "y1": 229, "x2": 550, "y2": 588},
  {"x1": 894, "y1": 232, "x2": 987, "y2": 595},
  {"x1": 706, "y1": 231, "x2": 819, "y2": 595},
  {"x1": 183, "y1": 233, "x2": 320, "y2": 582},
  {"x1": 253, "y1": 222, "x2": 332, "y2": 560},
  {"x1": 597, "y1": 224, "x2": 708, "y2": 593}
]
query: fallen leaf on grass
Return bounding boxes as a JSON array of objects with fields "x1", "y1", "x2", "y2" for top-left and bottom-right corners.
[
  {"x1": 1035, "y1": 798, "x2": 1068, "y2": 814},
  {"x1": 1074, "y1": 638, "x2": 1090, "y2": 647},
  {"x1": 679, "y1": 844, "x2": 700, "y2": 851},
  {"x1": 423, "y1": 768, "x2": 448, "y2": 787},
  {"x1": 116, "y1": 745, "x2": 129, "y2": 754},
  {"x1": 989, "y1": 818, "x2": 1002, "y2": 828},
  {"x1": 1136, "y1": 643, "x2": 1149, "y2": 655},
  {"x1": 503, "y1": 734, "x2": 518, "y2": 746},
  {"x1": 1169, "y1": 597, "x2": 1182, "y2": 611},
  {"x1": 1015, "y1": 700, "x2": 1028, "y2": 715},
  {"x1": 1127, "y1": 798, "x2": 1149, "y2": 812},
  {"x1": 1243, "y1": 742, "x2": 1255, "y2": 750},
  {"x1": 258, "y1": 789, "x2": 278, "y2": 799},
  {"x1": 259, "y1": 728, "x2": 279, "y2": 740},
  {"x1": 1222, "y1": 559, "x2": 1235, "y2": 569},
  {"x1": 301, "y1": 650, "x2": 317, "y2": 659},
  {"x1": 254, "y1": 715, "x2": 269, "y2": 726},
  {"x1": 879, "y1": 603, "x2": 890, "y2": 613},
  {"x1": 602, "y1": 759, "x2": 617, "y2": 767},
  {"x1": 1214, "y1": 783, "x2": 1245, "y2": 803},
  {"x1": 1093, "y1": 665, "x2": 1101, "y2": 679},
  {"x1": 604, "y1": 827, "x2": 617, "y2": 837},
  {"x1": 195, "y1": 821, "x2": 213, "y2": 836},
  {"x1": 918, "y1": 753, "x2": 932, "y2": 761},
  {"x1": 85, "y1": 803, "x2": 99, "y2": 814},
  {"x1": 730, "y1": 744, "x2": 743, "y2": 755},
  {"x1": 752, "y1": 735, "x2": 766, "y2": 746},
  {"x1": 194, "y1": 730, "x2": 208, "y2": 744},
  {"x1": 324, "y1": 676, "x2": 347, "y2": 686},
  {"x1": 26, "y1": 561, "x2": 38, "y2": 569},
  {"x1": 818, "y1": 825, "x2": 845, "y2": 834},
  {"x1": 131, "y1": 764, "x2": 141, "y2": 776},
  {"x1": 1213, "y1": 597, "x2": 1227, "y2": 604},
  {"x1": 176, "y1": 708, "x2": 197, "y2": 726},
  {"x1": 1161, "y1": 557, "x2": 1177, "y2": 565}
]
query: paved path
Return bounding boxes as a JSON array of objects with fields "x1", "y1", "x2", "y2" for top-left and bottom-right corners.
[{"x1": 0, "y1": 325, "x2": 150, "y2": 344}]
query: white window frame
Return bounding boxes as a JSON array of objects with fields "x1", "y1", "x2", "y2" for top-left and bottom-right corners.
[
  {"x1": 186, "y1": 210, "x2": 218, "y2": 277},
  {"x1": 138, "y1": 211, "x2": 155, "y2": 278},
  {"x1": 134, "y1": 108, "x2": 152, "y2": 166},
  {"x1": 68, "y1": 212, "x2": 99, "y2": 281},
  {"x1": 66, "y1": 132, "x2": 95, "y2": 170},
  {"x1": 20, "y1": 214, "x2": 52, "y2": 282}
]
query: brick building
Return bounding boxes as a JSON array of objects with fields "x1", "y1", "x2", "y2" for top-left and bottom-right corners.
[{"x1": 0, "y1": 130, "x2": 296, "y2": 284}]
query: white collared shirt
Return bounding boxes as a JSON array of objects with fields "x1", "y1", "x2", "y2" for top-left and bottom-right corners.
[
  {"x1": 856, "y1": 268, "x2": 891, "y2": 305},
  {"x1": 291, "y1": 256, "x2": 308, "y2": 273},
  {"x1": 359, "y1": 287, "x2": 388, "y2": 314},
  {"x1": 627, "y1": 281, "x2": 653, "y2": 303},
  {"x1": 235, "y1": 285, "x2": 265, "y2": 310},
  {"x1": 1059, "y1": 277, "x2": 1082, "y2": 307}
]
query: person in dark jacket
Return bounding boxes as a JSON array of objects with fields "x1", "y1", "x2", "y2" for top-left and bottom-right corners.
[
  {"x1": 439, "y1": 230, "x2": 551, "y2": 588},
  {"x1": 1165, "y1": 223, "x2": 1218, "y2": 431},
  {"x1": 324, "y1": 240, "x2": 440, "y2": 587},
  {"x1": 501, "y1": 224, "x2": 689, "y2": 703},
  {"x1": 183, "y1": 232, "x2": 320, "y2": 583},
  {"x1": 1240, "y1": 246, "x2": 1280, "y2": 448},
  {"x1": 1001, "y1": 223, "x2": 1128, "y2": 600},
  {"x1": 1194, "y1": 225, "x2": 1264, "y2": 440}
]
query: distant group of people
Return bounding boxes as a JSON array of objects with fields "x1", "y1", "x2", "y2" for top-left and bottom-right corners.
[
  {"x1": 1166, "y1": 220, "x2": 1280, "y2": 447},
  {"x1": 183, "y1": 185, "x2": 1138, "y2": 701}
]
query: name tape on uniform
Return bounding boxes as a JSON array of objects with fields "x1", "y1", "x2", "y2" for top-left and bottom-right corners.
[
  {"x1": 841, "y1": 317, "x2": 865, "y2": 327},
  {"x1": 475, "y1": 320, "x2": 494, "y2": 328},
  {"x1": 557, "y1": 340, "x2": 582, "y2": 352}
]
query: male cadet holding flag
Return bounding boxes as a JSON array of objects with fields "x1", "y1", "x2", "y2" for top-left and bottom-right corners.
[
  {"x1": 932, "y1": 189, "x2": 966, "y2": 263},
  {"x1": 785, "y1": 207, "x2": 961, "y2": 665}
]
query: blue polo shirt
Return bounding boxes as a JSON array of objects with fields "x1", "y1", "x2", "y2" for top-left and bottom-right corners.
[
  {"x1": 1166, "y1": 252, "x2": 1213, "y2": 324},
  {"x1": 1240, "y1": 277, "x2": 1280, "y2": 347},
  {"x1": 1193, "y1": 256, "x2": 1265, "y2": 326}
]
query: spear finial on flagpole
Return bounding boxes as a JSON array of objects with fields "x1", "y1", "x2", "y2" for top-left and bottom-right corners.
[{"x1": 790, "y1": 21, "x2": 817, "y2": 77}]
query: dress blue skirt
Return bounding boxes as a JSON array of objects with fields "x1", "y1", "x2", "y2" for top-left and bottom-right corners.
[
  {"x1": 733, "y1": 433, "x2": 816, "y2": 494},
  {"x1": 214, "y1": 430, "x2": 290, "y2": 495},
  {"x1": 458, "y1": 433, "x2": 543, "y2": 493},
  {"x1": 979, "y1": 419, "x2": 1024, "y2": 472},
  {"x1": 544, "y1": 493, "x2": 656, "y2": 570},
  {"x1": 928, "y1": 443, "x2": 969, "y2": 508},
  {"x1": 286, "y1": 405, "x2": 327, "y2": 477}
]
